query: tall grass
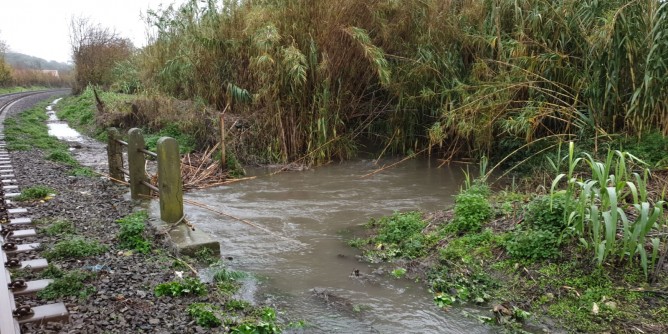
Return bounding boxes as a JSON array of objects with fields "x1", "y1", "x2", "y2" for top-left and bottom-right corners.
[
  {"x1": 118, "y1": 0, "x2": 668, "y2": 164},
  {"x1": 551, "y1": 142, "x2": 666, "y2": 279}
]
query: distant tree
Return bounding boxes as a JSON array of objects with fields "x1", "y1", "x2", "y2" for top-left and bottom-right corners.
[
  {"x1": 0, "y1": 32, "x2": 12, "y2": 86},
  {"x1": 69, "y1": 16, "x2": 133, "y2": 94}
]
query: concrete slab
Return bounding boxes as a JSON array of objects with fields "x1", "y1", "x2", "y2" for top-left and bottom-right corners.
[
  {"x1": 8, "y1": 208, "x2": 28, "y2": 215},
  {"x1": 147, "y1": 214, "x2": 220, "y2": 257},
  {"x1": 9, "y1": 217, "x2": 32, "y2": 225}
]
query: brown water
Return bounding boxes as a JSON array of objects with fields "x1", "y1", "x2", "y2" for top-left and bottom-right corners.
[{"x1": 183, "y1": 160, "x2": 496, "y2": 333}]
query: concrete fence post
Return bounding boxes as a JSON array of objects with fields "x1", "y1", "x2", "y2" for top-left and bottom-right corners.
[
  {"x1": 156, "y1": 137, "x2": 183, "y2": 223},
  {"x1": 106, "y1": 127, "x2": 124, "y2": 181},
  {"x1": 127, "y1": 128, "x2": 150, "y2": 200}
]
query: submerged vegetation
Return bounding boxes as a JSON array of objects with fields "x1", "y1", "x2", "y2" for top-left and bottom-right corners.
[{"x1": 351, "y1": 148, "x2": 668, "y2": 332}]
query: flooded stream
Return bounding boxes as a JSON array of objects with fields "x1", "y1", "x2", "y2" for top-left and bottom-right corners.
[
  {"x1": 180, "y1": 161, "x2": 495, "y2": 334},
  {"x1": 45, "y1": 98, "x2": 495, "y2": 333}
]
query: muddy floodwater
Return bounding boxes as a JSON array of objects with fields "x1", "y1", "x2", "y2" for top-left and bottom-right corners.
[
  {"x1": 46, "y1": 98, "x2": 495, "y2": 333},
  {"x1": 182, "y1": 161, "x2": 496, "y2": 334}
]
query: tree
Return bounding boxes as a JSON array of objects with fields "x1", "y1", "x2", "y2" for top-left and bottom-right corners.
[
  {"x1": 69, "y1": 16, "x2": 133, "y2": 94},
  {"x1": 0, "y1": 31, "x2": 12, "y2": 86}
]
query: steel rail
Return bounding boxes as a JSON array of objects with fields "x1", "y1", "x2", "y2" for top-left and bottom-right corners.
[{"x1": 0, "y1": 90, "x2": 71, "y2": 334}]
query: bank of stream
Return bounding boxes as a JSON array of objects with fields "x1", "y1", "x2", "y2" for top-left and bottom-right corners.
[{"x1": 47, "y1": 98, "x2": 496, "y2": 332}]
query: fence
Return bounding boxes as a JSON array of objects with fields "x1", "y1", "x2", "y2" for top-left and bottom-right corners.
[{"x1": 107, "y1": 128, "x2": 183, "y2": 224}]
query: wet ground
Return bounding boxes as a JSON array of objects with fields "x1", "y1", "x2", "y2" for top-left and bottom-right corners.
[{"x1": 44, "y1": 96, "x2": 496, "y2": 333}]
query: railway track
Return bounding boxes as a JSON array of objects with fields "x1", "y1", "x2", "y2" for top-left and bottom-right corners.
[{"x1": 0, "y1": 91, "x2": 70, "y2": 334}]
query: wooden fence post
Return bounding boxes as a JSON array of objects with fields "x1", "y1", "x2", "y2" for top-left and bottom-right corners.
[
  {"x1": 106, "y1": 127, "x2": 124, "y2": 181},
  {"x1": 156, "y1": 137, "x2": 183, "y2": 223},
  {"x1": 220, "y1": 113, "x2": 227, "y2": 169},
  {"x1": 127, "y1": 128, "x2": 149, "y2": 200}
]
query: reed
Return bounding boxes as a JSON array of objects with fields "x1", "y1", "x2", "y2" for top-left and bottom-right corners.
[
  {"x1": 111, "y1": 0, "x2": 668, "y2": 164},
  {"x1": 551, "y1": 142, "x2": 666, "y2": 278}
]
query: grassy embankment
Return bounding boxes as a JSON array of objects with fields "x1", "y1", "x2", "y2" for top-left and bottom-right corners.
[
  {"x1": 4, "y1": 101, "x2": 290, "y2": 332},
  {"x1": 350, "y1": 147, "x2": 668, "y2": 333}
]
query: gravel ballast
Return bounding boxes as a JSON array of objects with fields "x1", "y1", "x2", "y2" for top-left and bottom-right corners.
[{"x1": 3, "y1": 93, "x2": 230, "y2": 333}]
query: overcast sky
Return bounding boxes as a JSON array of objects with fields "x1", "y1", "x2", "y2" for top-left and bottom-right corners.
[{"x1": 0, "y1": 0, "x2": 187, "y2": 64}]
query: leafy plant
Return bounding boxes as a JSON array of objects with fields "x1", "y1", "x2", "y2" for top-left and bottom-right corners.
[
  {"x1": 391, "y1": 268, "x2": 407, "y2": 279},
  {"x1": 44, "y1": 237, "x2": 107, "y2": 260},
  {"x1": 505, "y1": 229, "x2": 560, "y2": 261},
  {"x1": 231, "y1": 307, "x2": 281, "y2": 334},
  {"x1": 46, "y1": 149, "x2": 77, "y2": 165},
  {"x1": 38, "y1": 270, "x2": 95, "y2": 300},
  {"x1": 447, "y1": 187, "x2": 492, "y2": 234},
  {"x1": 116, "y1": 211, "x2": 151, "y2": 253},
  {"x1": 551, "y1": 142, "x2": 666, "y2": 278},
  {"x1": 154, "y1": 277, "x2": 207, "y2": 297},
  {"x1": 43, "y1": 219, "x2": 76, "y2": 236},
  {"x1": 187, "y1": 303, "x2": 222, "y2": 328},
  {"x1": 524, "y1": 194, "x2": 569, "y2": 234},
  {"x1": 15, "y1": 185, "x2": 55, "y2": 201}
]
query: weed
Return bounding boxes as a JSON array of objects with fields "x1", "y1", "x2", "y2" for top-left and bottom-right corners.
[
  {"x1": 505, "y1": 229, "x2": 560, "y2": 261},
  {"x1": 39, "y1": 264, "x2": 64, "y2": 279},
  {"x1": 429, "y1": 267, "x2": 496, "y2": 305},
  {"x1": 144, "y1": 123, "x2": 195, "y2": 154},
  {"x1": 524, "y1": 194, "x2": 569, "y2": 234},
  {"x1": 46, "y1": 150, "x2": 77, "y2": 165},
  {"x1": 447, "y1": 187, "x2": 493, "y2": 234},
  {"x1": 43, "y1": 219, "x2": 76, "y2": 236},
  {"x1": 225, "y1": 299, "x2": 251, "y2": 311},
  {"x1": 187, "y1": 303, "x2": 222, "y2": 328},
  {"x1": 362, "y1": 211, "x2": 438, "y2": 260},
  {"x1": 44, "y1": 237, "x2": 107, "y2": 260},
  {"x1": 439, "y1": 229, "x2": 501, "y2": 264},
  {"x1": 15, "y1": 185, "x2": 54, "y2": 202},
  {"x1": 38, "y1": 270, "x2": 95, "y2": 300},
  {"x1": 116, "y1": 211, "x2": 151, "y2": 253},
  {"x1": 70, "y1": 167, "x2": 95, "y2": 177},
  {"x1": 213, "y1": 268, "x2": 246, "y2": 283},
  {"x1": 154, "y1": 277, "x2": 207, "y2": 297},
  {"x1": 232, "y1": 307, "x2": 280, "y2": 334},
  {"x1": 193, "y1": 247, "x2": 218, "y2": 265},
  {"x1": 3, "y1": 102, "x2": 67, "y2": 152},
  {"x1": 390, "y1": 268, "x2": 407, "y2": 279}
]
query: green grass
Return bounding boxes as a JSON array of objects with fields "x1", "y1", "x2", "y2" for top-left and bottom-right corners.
[
  {"x1": 15, "y1": 185, "x2": 55, "y2": 201},
  {"x1": 3, "y1": 101, "x2": 81, "y2": 167},
  {"x1": 0, "y1": 86, "x2": 50, "y2": 95},
  {"x1": 37, "y1": 270, "x2": 95, "y2": 300},
  {"x1": 44, "y1": 237, "x2": 107, "y2": 260},
  {"x1": 70, "y1": 167, "x2": 95, "y2": 177},
  {"x1": 42, "y1": 219, "x2": 76, "y2": 236}
]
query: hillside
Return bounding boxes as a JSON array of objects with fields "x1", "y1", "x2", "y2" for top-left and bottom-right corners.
[{"x1": 5, "y1": 52, "x2": 72, "y2": 72}]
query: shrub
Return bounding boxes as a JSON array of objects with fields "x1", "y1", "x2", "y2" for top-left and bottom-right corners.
[
  {"x1": 373, "y1": 211, "x2": 426, "y2": 245},
  {"x1": 46, "y1": 150, "x2": 77, "y2": 165},
  {"x1": 505, "y1": 229, "x2": 560, "y2": 261},
  {"x1": 524, "y1": 194, "x2": 568, "y2": 234},
  {"x1": 448, "y1": 189, "x2": 492, "y2": 233}
]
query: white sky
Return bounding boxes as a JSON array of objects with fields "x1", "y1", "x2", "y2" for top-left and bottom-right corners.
[{"x1": 0, "y1": 0, "x2": 187, "y2": 64}]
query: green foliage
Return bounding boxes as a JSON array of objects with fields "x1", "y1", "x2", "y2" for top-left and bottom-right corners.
[
  {"x1": 617, "y1": 132, "x2": 668, "y2": 168},
  {"x1": 116, "y1": 211, "x2": 151, "y2": 253},
  {"x1": 40, "y1": 264, "x2": 64, "y2": 279},
  {"x1": 213, "y1": 268, "x2": 246, "y2": 283},
  {"x1": 43, "y1": 219, "x2": 76, "y2": 236},
  {"x1": 46, "y1": 149, "x2": 77, "y2": 165},
  {"x1": 505, "y1": 229, "x2": 559, "y2": 261},
  {"x1": 3, "y1": 102, "x2": 67, "y2": 152},
  {"x1": 187, "y1": 303, "x2": 222, "y2": 328},
  {"x1": 551, "y1": 142, "x2": 666, "y2": 278},
  {"x1": 144, "y1": 123, "x2": 196, "y2": 154},
  {"x1": 70, "y1": 167, "x2": 95, "y2": 177},
  {"x1": 447, "y1": 187, "x2": 492, "y2": 234},
  {"x1": 439, "y1": 229, "x2": 500, "y2": 264},
  {"x1": 362, "y1": 211, "x2": 438, "y2": 260},
  {"x1": 44, "y1": 237, "x2": 107, "y2": 260},
  {"x1": 37, "y1": 270, "x2": 95, "y2": 300},
  {"x1": 15, "y1": 185, "x2": 55, "y2": 201},
  {"x1": 390, "y1": 268, "x2": 407, "y2": 279},
  {"x1": 429, "y1": 267, "x2": 496, "y2": 305},
  {"x1": 225, "y1": 299, "x2": 251, "y2": 311},
  {"x1": 524, "y1": 194, "x2": 569, "y2": 234},
  {"x1": 154, "y1": 277, "x2": 207, "y2": 297},
  {"x1": 231, "y1": 307, "x2": 281, "y2": 334}
]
